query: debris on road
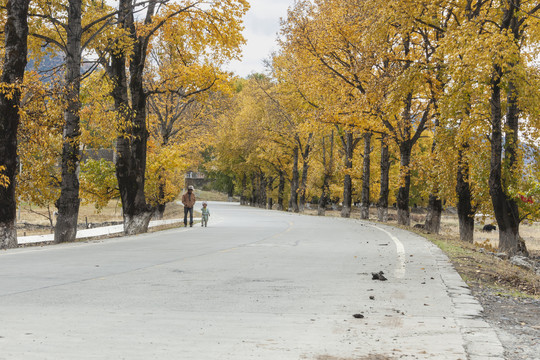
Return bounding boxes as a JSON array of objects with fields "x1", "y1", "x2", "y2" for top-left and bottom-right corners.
[{"x1": 371, "y1": 271, "x2": 387, "y2": 281}]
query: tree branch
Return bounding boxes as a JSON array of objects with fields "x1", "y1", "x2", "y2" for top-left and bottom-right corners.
[{"x1": 29, "y1": 33, "x2": 66, "y2": 52}]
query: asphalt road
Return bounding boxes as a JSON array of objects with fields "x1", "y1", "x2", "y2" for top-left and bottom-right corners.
[{"x1": 0, "y1": 202, "x2": 503, "y2": 359}]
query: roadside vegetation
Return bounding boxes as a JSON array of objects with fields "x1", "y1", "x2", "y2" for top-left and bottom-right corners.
[
  {"x1": 433, "y1": 235, "x2": 540, "y2": 297},
  {"x1": 15, "y1": 190, "x2": 228, "y2": 237}
]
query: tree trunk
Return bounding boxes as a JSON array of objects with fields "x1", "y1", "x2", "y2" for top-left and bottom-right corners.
[
  {"x1": 380, "y1": 37, "x2": 431, "y2": 227},
  {"x1": 266, "y1": 176, "x2": 274, "y2": 210},
  {"x1": 341, "y1": 130, "x2": 355, "y2": 218},
  {"x1": 55, "y1": 0, "x2": 83, "y2": 243},
  {"x1": 342, "y1": 175, "x2": 352, "y2": 218},
  {"x1": 318, "y1": 180, "x2": 329, "y2": 216},
  {"x1": 250, "y1": 173, "x2": 257, "y2": 207},
  {"x1": 298, "y1": 133, "x2": 312, "y2": 212},
  {"x1": 277, "y1": 171, "x2": 285, "y2": 210},
  {"x1": 115, "y1": 109, "x2": 153, "y2": 234},
  {"x1": 425, "y1": 195, "x2": 442, "y2": 233},
  {"x1": 456, "y1": 148, "x2": 474, "y2": 243},
  {"x1": 425, "y1": 140, "x2": 442, "y2": 234},
  {"x1": 360, "y1": 132, "x2": 372, "y2": 220},
  {"x1": 289, "y1": 146, "x2": 299, "y2": 212},
  {"x1": 258, "y1": 172, "x2": 267, "y2": 208},
  {"x1": 227, "y1": 181, "x2": 235, "y2": 199},
  {"x1": 240, "y1": 174, "x2": 248, "y2": 205},
  {"x1": 318, "y1": 131, "x2": 334, "y2": 216},
  {"x1": 153, "y1": 135, "x2": 170, "y2": 220},
  {"x1": 397, "y1": 142, "x2": 412, "y2": 226},
  {"x1": 377, "y1": 135, "x2": 390, "y2": 222},
  {"x1": 489, "y1": 71, "x2": 524, "y2": 256},
  {"x1": 110, "y1": 0, "x2": 156, "y2": 235},
  {"x1": 0, "y1": 0, "x2": 30, "y2": 249},
  {"x1": 299, "y1": 157, "x2": 309, "y2": 212},
  {"x1": 154, "y1": 180, "x2": 166, "y2": 220},
  {"x1": 154, "y1": 204, "x2": 165, "y2": 220}
]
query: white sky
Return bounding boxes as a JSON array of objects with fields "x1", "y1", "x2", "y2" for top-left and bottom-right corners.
[
  {"x1": 104, "y1": 0, "x2": 292, "y2": 78},
  {"x1": 226, "y1": 0, "x2": 293, "y2": 78}
]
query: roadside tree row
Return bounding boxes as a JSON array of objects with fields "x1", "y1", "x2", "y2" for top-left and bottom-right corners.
[
  {"x1": 0, "y1": 0, "x2": 249, "y2": 248},
  {"x1": 211, "y1": 0, "x2": 540, "y2": 257}
]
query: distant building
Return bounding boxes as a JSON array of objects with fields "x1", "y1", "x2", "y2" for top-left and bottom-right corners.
[
  {"x1": 185, "y1": 171, "x2": 209, "y2": 190},
  {"x1": 81, "y1": 148, "x2": 115, "y2": 163}
]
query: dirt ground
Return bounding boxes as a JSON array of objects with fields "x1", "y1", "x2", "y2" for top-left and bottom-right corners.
[
  {"x1": 313, "y1": 206, "x2": 540, "y2": 252},
  {"x1": 15, "y1": 190, "x2": 229, "y2": 237},
  {"x1": 436, "y1": 212, "x2": 540, "y2": 252}
]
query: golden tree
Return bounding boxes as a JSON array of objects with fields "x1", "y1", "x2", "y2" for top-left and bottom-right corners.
[
  {"x1": 0, "y1": 0, "x2": 30, "y2": 248},
  {"x1": 104, "y1": 0, "x2": 249, "y2": 235}
]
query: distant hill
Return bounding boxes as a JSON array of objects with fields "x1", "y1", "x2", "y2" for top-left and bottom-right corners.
[
  {"x1": 26, "y1": 53, "x2": 64, "y2": 76},
  {"x1": 26, "y1": 52, "x2": 95, "y2": 80}
]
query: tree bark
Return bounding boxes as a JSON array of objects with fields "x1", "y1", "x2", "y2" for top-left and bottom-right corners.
[
  {"x1": 425, "y1": 195, "x2": 442, "y2": 233},
  {"x1": 258, "y1": 172, "x2": 267, "y2": 208},
  {"x1": 154, "y1": 180, "x2": 166, "y2": 220},
  {"x1": 227, "y1": 181, "x2": 235, "y2": 199},
  {"x1": 110, "y1": 0, "x2": 156, "y2": 235},
  {"x1": 318, "y1": 180, "x2": 329, "y2": 216},
  {"x1": 298, "y1": 133, "x2": 312, "y2": 212},
  {"x1": 115, "y1": 104, "x2": 153, "y2": 234},
  {"x1": 240, "y1": 174, "x2": 248, "y2": 205},
  {"x1": 340, "y1": 130, "x2": 357, "y2": 218},
  {"x1": 0, "y1": 0, "x2": 30, "y2": 249},
  {"x1": 55, "y1": 0, "x2": 83, "y2": 243},
  {"x1": 377, "y1": 135, "x2": 390, "y2": 222},
  {"x1": 289, "y1": 146, "x2": 299, "y2": 212},
  {"x1": 397, "y1": 141, "x2": 412, "y2": 226},
  {"x1": 424, "y1": 126, "x2": 442, "y2": 234},
  {"x1": 277, "y1": 171, "x2": 285, "y2": 210},
  {"x1": 360, "y1": 132, "x2": 372, "y2": 220},
  {"x1": 456, "y1": 147, "x2": 474, "y2": 243},
  {"x1": 266, "y1": 176, "x2": 274, "y2": 210},
  {"x1": 318, "y1": 132, "x2": 333, "y2": 216},
  {"x1": 250, "y1": 173, "x2": 257, "y2": 207},
  {"x1": 489, "y1": 68, "x2": 524, "y2": 256},
  {"x1": 299, "y1": 158, "x2": 308, "y2": 212}
]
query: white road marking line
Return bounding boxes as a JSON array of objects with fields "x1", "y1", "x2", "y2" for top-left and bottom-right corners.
[{"x1": 367, "y1": 224, "x2": 406, "y2": 278}]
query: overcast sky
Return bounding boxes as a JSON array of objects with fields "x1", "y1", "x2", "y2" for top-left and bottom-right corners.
[{"x1": 226, "y1": 0, "x2": 292, "y2": 78}]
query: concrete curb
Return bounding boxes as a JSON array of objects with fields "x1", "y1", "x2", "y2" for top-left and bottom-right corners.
[
  {"x1": 17, "y1": 218, "x2": 200, "y2": 245},
  {"x1": 426, "y1": 241, "x2": 506, "y2": 360},
  {"x1": 360, "y1": 219, "x2": 505, "y2": 359}
]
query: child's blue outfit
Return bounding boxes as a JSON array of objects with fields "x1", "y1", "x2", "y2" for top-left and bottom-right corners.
[{"x1": 201, "y1": 206, "x2": 210, "y2": 227}]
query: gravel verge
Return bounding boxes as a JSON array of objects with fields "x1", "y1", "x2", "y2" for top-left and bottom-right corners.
[{"x1": 472, "y1": 287, "x2": 540, "y2": 360}]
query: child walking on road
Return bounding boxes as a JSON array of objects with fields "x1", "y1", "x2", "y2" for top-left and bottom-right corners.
[{"x1": 201, "y1": 202, "x2": 210, "y2": 227}]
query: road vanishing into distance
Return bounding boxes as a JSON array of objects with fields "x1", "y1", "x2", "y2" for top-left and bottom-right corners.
[{"x1": 0, "y1": 202, "x2": 503, "y2": 359}]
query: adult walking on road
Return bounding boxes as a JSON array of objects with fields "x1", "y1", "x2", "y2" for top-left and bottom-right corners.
[{"x1": 182, "y1": 185, "x2": 196, "y2": 227}]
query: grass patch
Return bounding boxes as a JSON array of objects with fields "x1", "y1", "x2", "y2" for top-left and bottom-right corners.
[
  {"x1": 423, "y1": 232, "x2": 540, "y2": 298},
  {"x1": 195, "y1": 190, "x2": 235, "y2": 202},
  {"x1": 16, "y1": 191, "x2": 226, "y2": 237}
]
